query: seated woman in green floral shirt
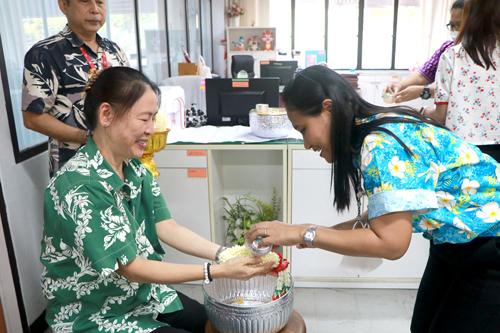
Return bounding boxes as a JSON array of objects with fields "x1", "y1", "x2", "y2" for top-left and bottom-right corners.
[{"x1": 40, "y1": 67, "x2": 274, "y2": 333}]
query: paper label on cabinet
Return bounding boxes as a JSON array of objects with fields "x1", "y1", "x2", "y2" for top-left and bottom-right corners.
[
  {"x1": 187, "y1": 150, "x2": 207, "y2": 157},
  {"x1": 232, "y1": 79, "x2": 249, "y2": 88},
  {"x1": 187, "y1": 168, "x2": 207, "y2": 178}
]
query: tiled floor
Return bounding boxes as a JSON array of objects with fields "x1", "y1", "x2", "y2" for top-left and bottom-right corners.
[
  {"x1": 44, "y1": 285, "x2": 417, "y2": 333},
  {"x1": 174, "y1": 284, "x2": 417, "y2": 333}
]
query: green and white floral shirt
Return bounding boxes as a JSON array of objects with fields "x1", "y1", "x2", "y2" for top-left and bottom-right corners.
[{"x1": 41, "y1": 137, "x2": 182, "y2": 333}]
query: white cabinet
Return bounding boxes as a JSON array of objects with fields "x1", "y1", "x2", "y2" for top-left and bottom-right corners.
[
  {"x1": 208, "y1": 145, "x2": 288, "y2": 246},
  {"x1": 226, "y1": 27, "x2": 277, "y2": 77},
  {"x1": 155, "y1": 149, "x2": 210, "y2": 266},
  {"x1": 156, "y1": 144, "x2": 288, "y2": 250},
  {"x1": 155, "y1": 143, "x2": 428, "y2": 288},
  {"x1": 288, "y1": 146, "x2": 429, "y2": 288}
]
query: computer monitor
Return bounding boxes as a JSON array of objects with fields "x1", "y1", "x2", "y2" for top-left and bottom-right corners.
[
  {"x1": 260, "y1": 60, "x2": 298, "y2": 86},
  {"x1": 206, "y1": 78, "x2": 280, "y2": 126}
]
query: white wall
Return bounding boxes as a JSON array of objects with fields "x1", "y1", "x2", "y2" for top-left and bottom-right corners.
[{"x1": 0, "y1": 69, "x2": 48, "y2": 330}]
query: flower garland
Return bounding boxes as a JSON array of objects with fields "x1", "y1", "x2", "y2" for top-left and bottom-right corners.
[{"x1": 227, "y1": 1, "x2": 245, "y2": 18}]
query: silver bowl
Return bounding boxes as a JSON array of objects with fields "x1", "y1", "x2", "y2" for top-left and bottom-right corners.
[
  {"x1": 203, "y1": 274, "x2": 294, "y2": 333},
  {"x1": 249, "y1": 109, "x2": 294, "y2": 139}
]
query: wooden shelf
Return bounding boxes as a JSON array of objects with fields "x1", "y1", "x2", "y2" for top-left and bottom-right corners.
[{"x1": 226, "y1": 27, "x2": 277, "y2": 77}]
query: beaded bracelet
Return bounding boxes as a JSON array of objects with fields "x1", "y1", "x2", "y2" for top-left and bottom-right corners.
[
  {"x1": 203, "y1": 262, "x2": 212, "y2": 284},
  {"x1": 207, "y1": 262, "x2": 213, "y2": 282}
]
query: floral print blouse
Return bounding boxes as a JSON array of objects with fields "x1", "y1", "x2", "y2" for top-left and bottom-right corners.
[
  {"x1": 357, "y1": 114, "x2": 500, "y2": 244},
  {"x1": 41, "y1": 138, "x2": 182, "y2": 333},
  {"x1": 435, "y1": 43, "x2": 500, "y2": 145}
]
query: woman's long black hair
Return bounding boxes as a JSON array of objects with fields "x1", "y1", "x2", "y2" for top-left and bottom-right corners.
[{"x1": 282, "y1": 65, "x2": 446, "y2": 212}]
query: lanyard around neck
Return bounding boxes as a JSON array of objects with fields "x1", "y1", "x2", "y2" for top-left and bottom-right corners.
[{"x1": 80, "y1": 46, "x2": 109, "y2": 71}]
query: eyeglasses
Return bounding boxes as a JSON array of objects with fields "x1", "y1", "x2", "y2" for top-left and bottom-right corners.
[{"x1": 446, "y1": 22, "x2": 460, "y2": 31}]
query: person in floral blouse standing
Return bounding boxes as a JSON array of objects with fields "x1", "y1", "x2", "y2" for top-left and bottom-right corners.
[
  {"x1": 383, "y1": 0, "x2": 464, "y2": 103},
  {"x1": 246, "y1": 65, "x2": 500, "y2": 332},
  {"x1": 40, "y1": 67, "x2": 274, "y2": 333},
  {"x1": 22, "y1": 0, "x2": 129, "y2": 177},
  {"x1": 431, "y1": 0, "x2": 499, "y2": 162}
]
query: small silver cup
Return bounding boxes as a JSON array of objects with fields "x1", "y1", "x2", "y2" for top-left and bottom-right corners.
[{"x1": 248, "y1": 236, "x2": 272, "y2": 256}]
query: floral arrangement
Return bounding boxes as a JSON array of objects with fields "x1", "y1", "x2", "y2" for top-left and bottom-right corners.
[
  {"x1": 222, "y1": 191, "x2": 280, "y2": 246},
  {"x1": 227, "y1": 1, "x2": 245, "y2": 18}
]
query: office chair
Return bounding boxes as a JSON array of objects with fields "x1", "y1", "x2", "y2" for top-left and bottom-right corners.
[{"x1": 231, "y1": 55, "x2": 255, "y2": 78}]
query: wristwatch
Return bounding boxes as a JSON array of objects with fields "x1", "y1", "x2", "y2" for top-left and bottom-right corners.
[
  {"x1": 303, "y1": 225, "x2": 318, "y2": 248},
  {"x1": 420, "y1": 86, "x2": 431, "y2": 100}
]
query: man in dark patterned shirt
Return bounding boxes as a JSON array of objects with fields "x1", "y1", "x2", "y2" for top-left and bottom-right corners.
[{"x1": 22, "y1": 0, "x2": 129, "y2": 176}]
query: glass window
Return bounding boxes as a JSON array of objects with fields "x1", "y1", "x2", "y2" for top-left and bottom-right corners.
[
  {"x1": 327, "y1": 0, "x2": 359, "y2": 69},
  {"x1": 45, "y1": 2, "x2": 67, "y2": 36},
  {"x1": 167, "y1": 0, "x2": 188, "y2": 76},
  {"x1": 362, "y1": 0, "x2": 394, "y2": 69},
  {"x1": 186, "y1": 0, "x2": 201, "y2": 63},
  {"x1": 395, "y1": 0, "x2": 421, "y2": 69},
  {"x1": 200, "y1": 0, "x2": 213, "y2": 68},
  {"x1": 269, "y1": 0, "x2": 292, "y2": 56},
  {"x1": 103, "y1": 0, "x2": 139, "y2": 69},
  {"x1": 294, "y1": 0, "x2": 325, "y2": 58},
  {"x1": 138, "y1": 0, "x2": 169, "y2": 83},
  {"x1": 0, "y1": 1, "x2": 49, "y2": 155}
]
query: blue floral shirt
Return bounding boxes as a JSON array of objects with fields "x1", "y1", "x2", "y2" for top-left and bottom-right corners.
[{"x1": 357, "y1": 114, "x2": 500, "y2": 244}]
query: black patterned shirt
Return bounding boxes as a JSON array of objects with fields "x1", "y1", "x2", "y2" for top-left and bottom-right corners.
[{"x1": 22, "y1": 25, "x2": 129, "y2": 176}]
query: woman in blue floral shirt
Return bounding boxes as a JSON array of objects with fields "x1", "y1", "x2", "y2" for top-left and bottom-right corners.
[{"x1": 247, "y1": 65, "x2": 500, "y2": 332}]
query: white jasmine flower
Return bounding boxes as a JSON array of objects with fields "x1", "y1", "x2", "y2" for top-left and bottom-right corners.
[
  {"x1": 426, "y1": 161, "x2": 446, "y2": 184},
  {"x1": 436, "y1": 191, "x2": 456, "y2": 210},
  {"x1": 421, "y1": 127, "x2": 439, "y2": 147},
  {"x1": 364, "y1": 134, "x2": 385, "y2": 151},
  {"x1": 360, "y1": 147, "x2": 373, "y2": 171},
  {"x1": 457, "y1": 144, "x2": 479, "y2": 164},
  {"x1": 419, "y1": 218, "x2": 443, "y2": 231},
  {"x1": 461, "y1": 179, "x2": 480, "y2": 195},
  {"x1": 388, "y1": 156, "x2": 406, "y2": 178},
  {"x1": 476, "y1": 202, "x2": 500, "y2": 223},
  {"x1": 453, "y1": 217, "x2": 474, "y2": 238}
]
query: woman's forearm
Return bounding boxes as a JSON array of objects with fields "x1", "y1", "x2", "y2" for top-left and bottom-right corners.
[
  {"x1": 316, "y1": 212, "x2": 413, "y2": 260},
  {"x1": 156, "y1": 219, "x2": 219, "y2": 260},
  {"x1": 117, "y1": 256, "x2": 228, "y2": 284},
  {"x1": 314, "y1": 227, "x2": 402, "y2": 259},
  {"x1": 400, "y1": 72, "x2": 429, "y2": 89}
]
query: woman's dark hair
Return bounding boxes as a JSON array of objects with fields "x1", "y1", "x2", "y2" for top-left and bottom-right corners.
[
  {"x1": 451, "y1": 0, "x2": 465, "y2": 10},
  {"x1": 456, "y1": 0, "x2": 499, "y2": 70},
  {"x1": 83, "y1": 66, "x2": 160, "y2": 130},
  {"x1": 283, "y1": 65, "x2": 445, "y2": 212}
]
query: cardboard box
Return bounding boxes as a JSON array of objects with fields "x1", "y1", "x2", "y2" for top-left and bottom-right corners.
[{"x1": 178, "y1": 63, "x2": 199, "y2": 76}]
